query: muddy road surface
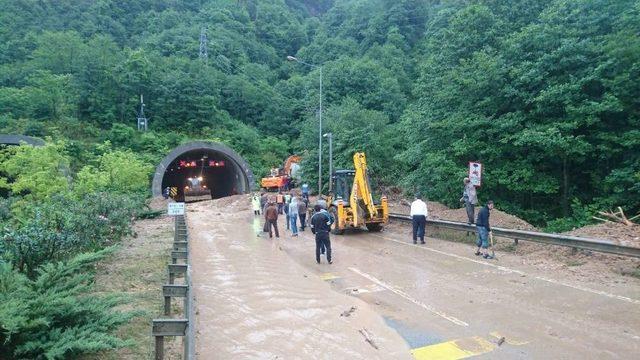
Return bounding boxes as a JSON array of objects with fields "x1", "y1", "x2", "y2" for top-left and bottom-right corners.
[
  {"x1": 188, "y1": 197, "x2": 410, "y2": 359},
  {"x1": 188, "y1": 196, "x2": 640, "y2": 359}
]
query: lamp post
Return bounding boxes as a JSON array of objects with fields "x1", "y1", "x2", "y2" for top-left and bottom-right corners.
[
  {"x1": 323, "y1": 132, "x2": 333, "y2": 193},
  {"x1": 287, "y1": 55, "x2": 323, "y2": 194}
]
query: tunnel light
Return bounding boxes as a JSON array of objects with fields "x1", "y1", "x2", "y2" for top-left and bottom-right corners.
[
  {"x1": 187, "y1": 177, "x2": 193, "y2": 181},
  {"x1": 209, "y1": 160, "x2": 226, "y2": 167},
  {"x1": 197, "y1": 176, "x2": 203, "y2": 181},
  {"x1": 185, "y1": 186, "x2": 190, "y2": 189}
]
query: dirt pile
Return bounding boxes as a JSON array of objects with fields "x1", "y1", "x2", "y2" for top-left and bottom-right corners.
[
  {"x1": 147, "y1": 196, "x2": 169, "y2": 211},
  {"x1": 387, "y1": 197, "x2": 536, "y2": 231},
  {"x1": 566, "y1": 222, "x2": 640, "y2": 248}
]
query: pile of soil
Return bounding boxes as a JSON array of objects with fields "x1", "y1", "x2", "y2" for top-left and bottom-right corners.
[
  {"x1": 566, "y1": 222, "x2": 640, "y2": 248},
  {"x1": 387, "y1": 197, "x2": 536, "y2": 231},
  {"x1": 147, "y1": 196, "x2": 169, "y2": 211}
]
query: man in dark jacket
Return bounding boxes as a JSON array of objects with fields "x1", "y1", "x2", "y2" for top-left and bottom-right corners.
[
  {"x1": 475, "y1": 200, "x2": 494, "y2": 259},
  {"x1": 310, "y1": 205, "x2": 333, "y2": 264},
  {"x1": 264, "y1": 202, "x2": 280, "y2": 238}
]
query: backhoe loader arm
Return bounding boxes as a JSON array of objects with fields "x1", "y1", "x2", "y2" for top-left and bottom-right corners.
[{"x1": 350, "y1": 152, "x2": 378, "y2": 224}]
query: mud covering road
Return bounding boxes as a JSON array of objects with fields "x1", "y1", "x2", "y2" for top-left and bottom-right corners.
[
  {"x1": 188, "y1": 196, "x2": 640, "y2": 359},
  {"x1": 187, "y1": 196, "x2": 411, "y2": 359}
]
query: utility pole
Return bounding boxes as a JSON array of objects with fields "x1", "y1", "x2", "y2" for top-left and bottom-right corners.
[
  {"x1": 286, "y1": 55, "x2": 324, "y2": 194},
  {"x1": 137, "y1": 94, "x2": 148, "y2": 131},
  {"x1": 324, "y1": 133, "x2": 333, "y2": 193},
  {"x1": 199, "y1": 27, "x2": 208, "y2": 64}
]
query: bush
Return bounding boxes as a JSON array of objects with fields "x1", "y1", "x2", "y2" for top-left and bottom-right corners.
[
  {"x1": 1, "y1": 193, "x2": 141, "y2": 276},
  {"x1": 0, "y1": 249, "x2": 140, "y2": 359},
  {"x1": 74, "y1": 149, "x2": 153, "y2": 196}
]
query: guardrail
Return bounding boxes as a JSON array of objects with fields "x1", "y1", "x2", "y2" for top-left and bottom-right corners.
[
  {"x1": 152, "y1": 214, "x2": 193, "y2": 359},
  {"x1": 388, "y1": 213, "x2": 640, "y2": 259}
]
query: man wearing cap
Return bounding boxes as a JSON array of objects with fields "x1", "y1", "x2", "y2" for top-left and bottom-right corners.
[
  {"x1": 475, "y1": 200, "x2": 494, "y2": 259},
  {"x1": 310, "y1": 204, "x2": 334, "y2": 264},
  {"x1": 460, "y1": 177, "x2": 478, "y2": 224},
  {"x1": 410, "y1": 194, "x2": 428, "y2": 244}
]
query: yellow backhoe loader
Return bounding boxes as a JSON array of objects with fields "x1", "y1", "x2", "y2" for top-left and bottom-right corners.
[{"x1": 328, "y1": 152, "x2": 388, "y2": 234}]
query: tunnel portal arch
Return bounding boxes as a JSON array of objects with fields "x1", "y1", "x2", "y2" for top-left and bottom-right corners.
[{"x1": 152, "y1": 141, "x2": 255, "y2": 199}]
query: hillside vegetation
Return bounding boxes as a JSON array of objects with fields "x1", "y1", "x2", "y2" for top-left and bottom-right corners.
[
  {"x1": 0, "y1": 0, "x2": 639, "y2": 357},
  {"x1": 2, "y1": 0, "x2": 638, "y2": 228}
]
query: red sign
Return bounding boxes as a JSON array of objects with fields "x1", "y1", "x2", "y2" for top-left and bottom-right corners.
[{"x1": 209, "y1": 160, "x2": 225, "y2": 167}]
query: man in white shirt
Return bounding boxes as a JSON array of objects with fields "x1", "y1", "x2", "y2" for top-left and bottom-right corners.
[{"x1": 410, "y1": 194, "x2": 428, "y2": 244}]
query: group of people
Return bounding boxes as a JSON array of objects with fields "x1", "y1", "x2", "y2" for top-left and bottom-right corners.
[
  {"x1": 410, "y1": 177, "x2": 495, "y2": 259},
  {"x1": 252, "y1": 189, "x2": 333, "y2": 264}
]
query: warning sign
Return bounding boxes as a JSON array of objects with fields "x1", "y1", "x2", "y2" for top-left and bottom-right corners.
[
  {"x1": 168, "y1": 202, "x2": 185, "y2": 216},
  {"x1": 170, "y1": 187, "x2": 178, "y2": 198},
  {"x1": 468, "y1": 162, "x2": 482, "y2": 187}
]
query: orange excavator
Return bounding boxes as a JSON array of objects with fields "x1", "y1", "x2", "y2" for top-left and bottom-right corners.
[{"x1": 261, "y1": 155, "x2": 301, "y2": 191}]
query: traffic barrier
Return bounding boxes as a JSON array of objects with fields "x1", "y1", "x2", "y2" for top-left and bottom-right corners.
[
  {"x1": 153, "y1": 214, "x2": 193, "y2": 360},
  {"x1": 389, "y1": 213, "x2": 640, "y2": 258}
]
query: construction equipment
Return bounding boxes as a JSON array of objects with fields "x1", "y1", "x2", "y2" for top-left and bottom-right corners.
[
  {"x1": 327, "y1": 152, "x2": 388, "y2": 234},
  {"x1": 261, "y1": 155, "x2": 301, "y2": 191},
  {"x1": 183, "y1": 176, "x2": 211, "y2": 202}
]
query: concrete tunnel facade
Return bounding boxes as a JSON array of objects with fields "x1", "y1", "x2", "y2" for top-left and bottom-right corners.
[{"x1": 151, "y1": 141, "x2": 255, "y2": 199}]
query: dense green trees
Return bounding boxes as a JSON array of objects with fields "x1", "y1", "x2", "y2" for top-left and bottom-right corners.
[
  {"x1": 0, "y1": 0, "x2": 638, "y2": 226},
  {"x1": 0, "y1": 0, "x2": 638, "y2": 357}
]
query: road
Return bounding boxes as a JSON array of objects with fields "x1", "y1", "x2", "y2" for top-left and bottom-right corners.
[{"x1": 188, "y1": 196, "x2": 640, "y2": 359}]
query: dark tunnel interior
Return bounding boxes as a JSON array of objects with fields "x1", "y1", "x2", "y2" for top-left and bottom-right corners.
[{"x1": 161, "y1": 149, "x2": 245, "y2": 200}]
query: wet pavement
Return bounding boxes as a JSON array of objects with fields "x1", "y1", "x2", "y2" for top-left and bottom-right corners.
[
  {"x1": 188, "y1": 197, "x2": 411, "y2": 359},
  {"x1": 188, "y1": 197, "x2": 640, "y2": 359}
]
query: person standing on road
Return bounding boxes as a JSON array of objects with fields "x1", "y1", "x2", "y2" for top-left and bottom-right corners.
[
  {"x1": 289, "y1": 197, "x2": 299, "y2": 237},
  {"x1": 284, "y1": 193, "x2": 291, "y2": 230},
  {"x1": 311, "y1": 204, "x2": 333, "y2": 264},
  {"x1": 265, "y1": 201, "x2": 280, "y2": 238},
  {"x1": 260, "y1": 192, "x2": 267, "y2": 210},
  {"x1": 298, "y1": 200, "x2": 308, "y2": 231},
  {"x1": 301, "y1": 183, "x2": 310, "y2": 205},
  {"x1": 475, "y1": 200, "x2": 494, "y2": 259},
  {"x1": 460, "y1": 178, "x2": 478, "y2": 224},
  {"x1": 276, "y1": 192, "x2": 285, "y2": 214},
  {"x1": 410, "y1": 194, "x2": 428, "y2": 244},
  {"x1": 252, "y1": 194, "x2": 262, "y2": 215}
]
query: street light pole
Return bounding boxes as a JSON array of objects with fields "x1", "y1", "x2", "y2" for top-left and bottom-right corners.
[
  {"x1": 323, "y1": 132, "x2": 332, "y2": 193},
  {"x1": 318, "y1": 66, "x2": 323, "y2": 195},
  {"x1": 287, "y1": 55, "x2": 323, "y2": 195}
]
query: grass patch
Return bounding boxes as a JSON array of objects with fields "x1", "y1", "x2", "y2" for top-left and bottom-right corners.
[
  {"x1": 619, "y1": 267, "x2": 640, "y2": 279},
  {"x1": 565, "y1": 260, "x2": 586, "y2": 267},
  {"x1": 427, "y1": 227, "x2": 476, "y2": 244},
  {"x1": 84, "y1": 218, "x2": 175, "y2": 360}
]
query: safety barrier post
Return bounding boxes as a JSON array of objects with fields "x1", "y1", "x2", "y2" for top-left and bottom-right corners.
[{"x1": 153, "y1": 213, "x2": 193, "y2": 359}]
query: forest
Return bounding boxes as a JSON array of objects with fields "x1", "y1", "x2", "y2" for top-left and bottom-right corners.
[{"x1": 0, "y1": 0, "x2": 639, "y2": 357}]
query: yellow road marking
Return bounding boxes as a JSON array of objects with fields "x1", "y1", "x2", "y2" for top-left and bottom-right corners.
[
  {"x1": 489, "y1": 331, "x2": 530, "y2": 346},
  {"x1": 319, "y1": 273, "x2": 339, "y2": 281},
  {"x1": 411, "y1": 336, "x2": 496, "y2": 360}
]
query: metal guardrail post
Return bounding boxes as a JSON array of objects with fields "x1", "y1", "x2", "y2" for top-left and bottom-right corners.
[
  {"x1": 152, "y1": 319, "x2": 188, "y2": 360},
  {"x1": 155, "y1": 214, "x2": 192, "y2": 359},
  {"x1": 163, "y1": 284, "x2": 188, "y2": 316}
]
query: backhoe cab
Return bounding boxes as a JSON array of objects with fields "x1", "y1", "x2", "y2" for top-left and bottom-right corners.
[{"x1": 328, "y1": 152, "x2": 388, "y2": 234}]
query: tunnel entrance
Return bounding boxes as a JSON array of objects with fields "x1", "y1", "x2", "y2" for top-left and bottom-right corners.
[{"x1": 151, "y1": 141, "x2": 254, "y2": 200}]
